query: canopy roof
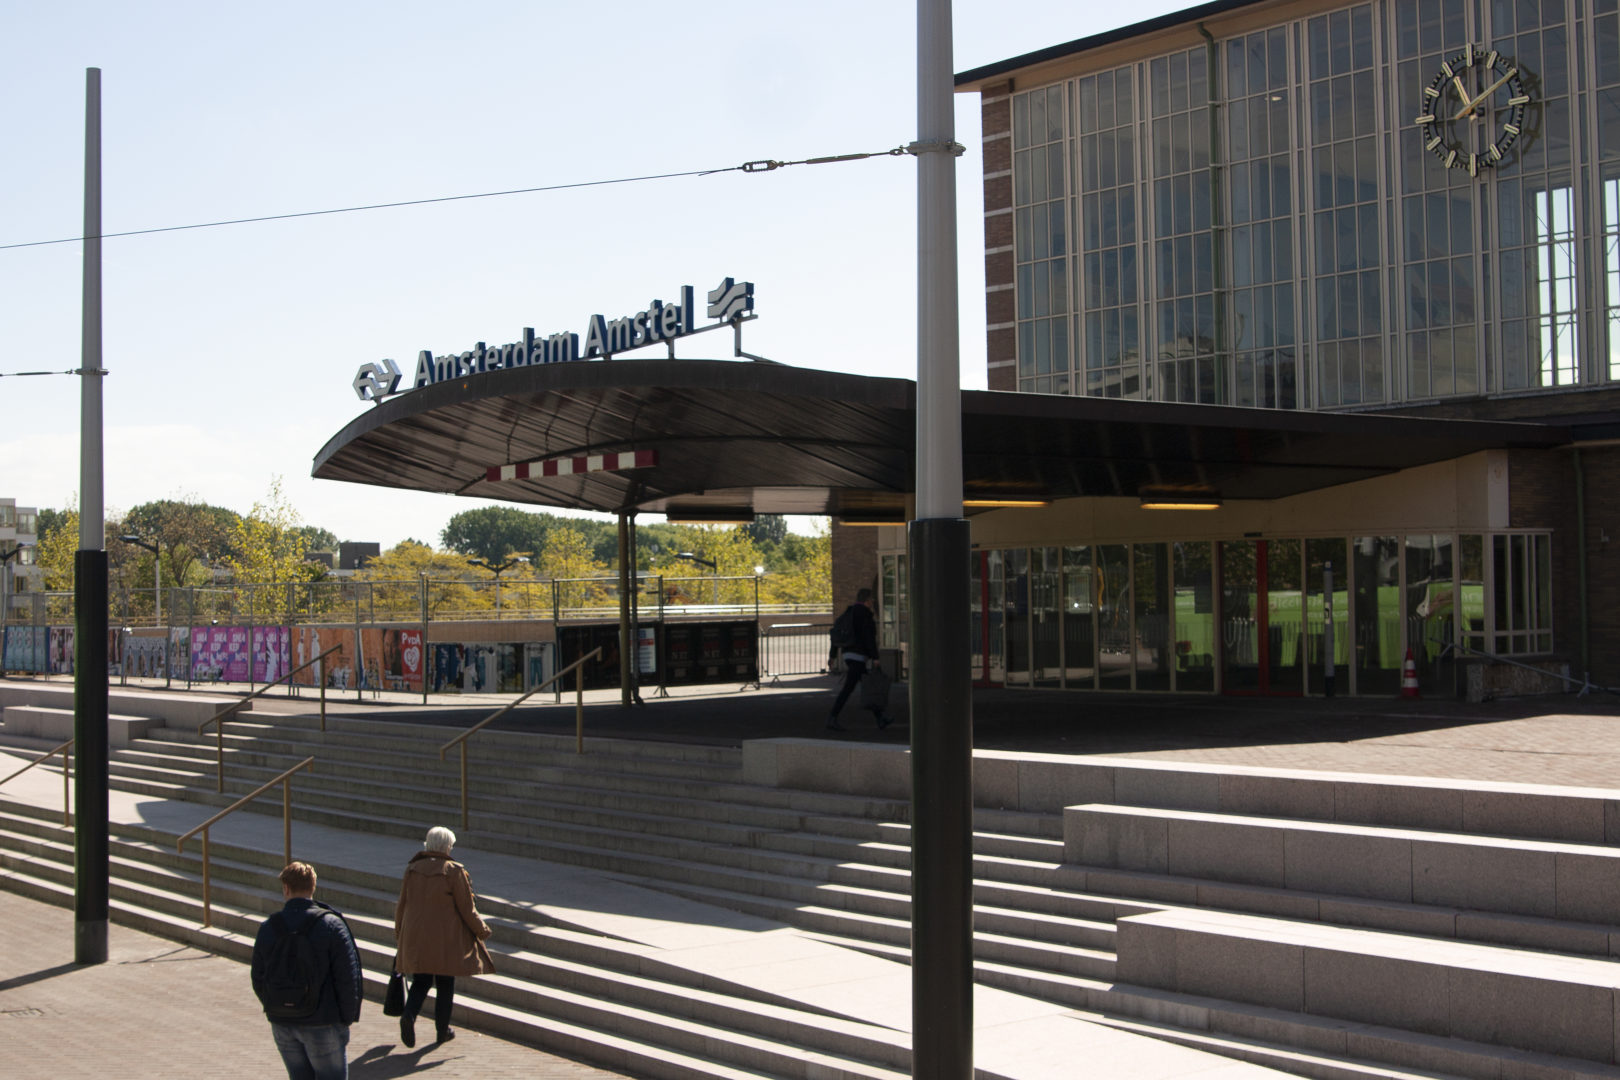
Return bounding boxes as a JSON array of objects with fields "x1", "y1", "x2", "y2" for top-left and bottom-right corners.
[{"x1": 312, "y1": 358, "x2": 1568, "y2": 519}]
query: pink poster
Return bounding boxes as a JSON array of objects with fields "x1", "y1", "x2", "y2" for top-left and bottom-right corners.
[
  {"x1": 191, "y1": 627, "x2": 231, "y2": 681},
  {"x1": 397, "y1": 629, "x2": 424, "y2": 691},
  {"x1": 222, "y1": 626, "x2": 251, "y2": 682},
  {"x1": 254, "y1": 626, "x2": 292, "y2": 684}
]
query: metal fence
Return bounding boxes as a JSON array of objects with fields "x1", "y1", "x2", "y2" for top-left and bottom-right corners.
[
  {"x1": 2, "y1": 575, "x2": 831, "y2": 694},
  {"x1": 759, "y1": 619, "x2": 837, "y2": 681}
]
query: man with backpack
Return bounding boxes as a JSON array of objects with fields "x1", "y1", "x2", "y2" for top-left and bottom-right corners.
[
  {"x1": 827, "y1": 588, "x2": 892, "y2": 732},
  {"x1": 251, "y1": 862, "x2": 363, "y2": 1080}
]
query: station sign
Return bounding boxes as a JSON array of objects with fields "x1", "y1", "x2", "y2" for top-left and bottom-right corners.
[{"x1": 353, "y1": 276, "x2": 755, "y2": 403}]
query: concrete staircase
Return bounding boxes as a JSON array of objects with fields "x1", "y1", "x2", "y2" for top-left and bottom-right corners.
[{"x1": 2, "y1": 703, "x2": 1619, "y2": 1080}]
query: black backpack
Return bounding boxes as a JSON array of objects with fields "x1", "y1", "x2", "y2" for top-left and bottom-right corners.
[
  {"x1": 829, "y1": 607, "x2": 857, "y2": 652},
  {"x1": 259, "y1": 904, "x2": 334, "y2": 1020}
]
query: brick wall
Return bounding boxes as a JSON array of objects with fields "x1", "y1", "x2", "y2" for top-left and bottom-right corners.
[
  {"x1": 830, "y1": 522, "x2": 879, "y2": 611},
  {"x1": 981, "y1": 80, "x2": 1017, "y2": 393}
]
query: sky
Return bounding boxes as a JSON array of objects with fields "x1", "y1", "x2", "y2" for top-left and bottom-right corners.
[{"x1": 1, "y1": 0, "x2": 1190, "y2": 549}]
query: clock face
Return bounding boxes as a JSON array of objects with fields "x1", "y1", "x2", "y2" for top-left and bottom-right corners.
[{"x1": 1414, "y1": 43, "x2": 1530, "y2": 175}]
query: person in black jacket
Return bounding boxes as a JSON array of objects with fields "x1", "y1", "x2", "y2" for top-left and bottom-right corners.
[
  {"x1": 827, "y1": 588, "x2": 892, "y2": 732},
  {"x1": 251, "y1": 862, "x2": 363, "y2": 1080}
]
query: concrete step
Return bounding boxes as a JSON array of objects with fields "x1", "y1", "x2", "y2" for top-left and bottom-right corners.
[
  {"x1": 1068, "y1": 803, "x2": 1620, "y2": 924},
  {"x1": 1117, "y1": 907, "x2": 1620, "y2": 1066}
]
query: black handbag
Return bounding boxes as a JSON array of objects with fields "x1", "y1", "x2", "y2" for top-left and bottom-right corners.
[{"x1": 383, "y1": 959, "x2": 405, "y2": 1017}]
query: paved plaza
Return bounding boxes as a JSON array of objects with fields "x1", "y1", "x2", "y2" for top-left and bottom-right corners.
[{"x1": 2, "y1": 673, "x2": 1617, "y2": 1078}]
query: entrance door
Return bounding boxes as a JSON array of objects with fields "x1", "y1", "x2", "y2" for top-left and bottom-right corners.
[{"x1": 1221, "y1": 539, "x2": 1303, "y2": 695}]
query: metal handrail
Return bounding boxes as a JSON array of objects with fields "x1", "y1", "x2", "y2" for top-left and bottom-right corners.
[
  {"x1": 176, "y1": 755, "x2": 314, "y2": 928},
  {"x1": 439, "y1": 646, "x2": 602, "y2": 830},
  {"x1": 0, "y1": 739, "x2": 73, "y2": 826},
  {"x1": 1441, "y1": 638, "x2": 1620, "y2": 697},
  {"x1": 198, "y1": 644, "x2": 340, "y2": 793}
]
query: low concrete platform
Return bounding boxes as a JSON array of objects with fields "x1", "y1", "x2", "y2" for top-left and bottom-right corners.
[{"x1": 1117, "y1": 908, "x2": 1620, "y2": 1064}]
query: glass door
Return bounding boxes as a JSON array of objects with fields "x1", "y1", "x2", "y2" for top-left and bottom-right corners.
[{"x1": 1222, "y1": 538, "x2": 1303, "y2": 695}]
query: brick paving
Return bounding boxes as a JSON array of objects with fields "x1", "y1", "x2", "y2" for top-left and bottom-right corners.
[{"x1": 0, "y1": 889, "x2": 638, "y2": 1080}]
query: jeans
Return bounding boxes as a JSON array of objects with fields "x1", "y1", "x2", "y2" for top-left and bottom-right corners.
[
  {"x1": 270, "y1": 1021, "x2": 349, "y2": 1080},
  {"x1": 405, "y1": 973, "x2": 455, "y2": 1034}
]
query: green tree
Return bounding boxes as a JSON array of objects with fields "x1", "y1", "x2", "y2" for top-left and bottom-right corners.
[
  {"x1": 295, "y1": 525, "x2": 340, "y2": 552},
  {"x1": 123, "y1": 498, "x2": 241, "y2": 591},
  {"x1": 760, "y1": 527, "x2": 830, "y2": 608},
  {"x1": 440, "y1": 506, "x2": 548, "y2": 564}
]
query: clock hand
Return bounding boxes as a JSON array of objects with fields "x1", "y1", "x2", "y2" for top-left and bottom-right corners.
[{"x1": 1453, "y1": 68, "x2": 1518, "y2": 120}]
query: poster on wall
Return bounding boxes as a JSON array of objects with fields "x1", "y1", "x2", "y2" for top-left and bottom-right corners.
[
  {"x1": 190, "y1": 626, "x2": 230, "y2": 682},
  {"x1": 396, "y1": 629, "x2": 424, "y2": 692},
  {"x1": 2, "y1": 627, "x2": 46, "y2": 673},
  {"x1": 524, "y1": 641, "x2": 554, "y2": 691},
  {"x1": 289, "y1": 628, "x2": 359, "y2": 689},
  {"x1": 253, "y1": 626, "x2": 292, "y2": 684},
  {"x1": 48, "y1": 627, "x2": 74, "y2": 675},
  {"x1": 659, "y1": 621, "x2": 756, "y2": 685},
  {"x1": 428, "y1": 642, "x2": 524, "y2": 693},
  {"x1": 123, "y1": 637, "x2": 168, "y2": 679},
  {"x1": 556, "y1": 625, "x2": 623, "y2": 690},
  {"x1": 636, "y1": 626, "x2": 657, "y2": 676},
  {"x1": 168, "y1": 626, "x2": 190, "y2": 679}
]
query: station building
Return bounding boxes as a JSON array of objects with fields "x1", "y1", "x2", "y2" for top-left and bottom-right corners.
[
  {"x1": 316, "y1": 0, "x2": 1620, "y2": 702},
  {"x1": 921, "y1": 0, "x2": 1620, "y2": 698}
]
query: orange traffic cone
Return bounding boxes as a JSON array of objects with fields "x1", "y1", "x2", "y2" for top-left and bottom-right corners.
[{"x1": 1400, "y1": 648, "x2": 1421, "y2": 699}]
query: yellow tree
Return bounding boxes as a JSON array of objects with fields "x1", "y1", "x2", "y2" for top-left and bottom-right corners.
[
  {"x1": 357, "y1": 540, "x2": 486, "y2": 618},
  {"x1": 224, "y1": 478, "x2": 311, "y2": 620},
  {"x1": 34, "y1": 508, "x2": 79, "y2": 597},
  {"x1": 762, "y1": 528, "x2": 830, "y2": 608},
  {"x1": 649, "y1": 525, "x2": 764, "y2": 606},
  {"x1": 536, "y1": 526, "x2": 606, "y2": 610}
]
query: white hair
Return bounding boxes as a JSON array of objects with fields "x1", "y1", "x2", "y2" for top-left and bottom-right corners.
[{"x1": 423, "y1": 826, "x2": 456, "y2": 854}]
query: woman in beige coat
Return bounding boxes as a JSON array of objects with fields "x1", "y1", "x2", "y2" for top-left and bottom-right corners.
[{"x1": 394, "y1": 826, "x2": 494, "y2": 1047}]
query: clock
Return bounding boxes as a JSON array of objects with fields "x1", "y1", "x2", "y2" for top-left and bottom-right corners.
[{"x1": 1413, "y1": 43, "x2": 1530, "y2": 175}]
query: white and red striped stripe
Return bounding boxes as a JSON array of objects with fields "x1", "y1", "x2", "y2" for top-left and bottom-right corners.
[{"x1": 487, "y1": 449, "x2": 657, "y2": 483}]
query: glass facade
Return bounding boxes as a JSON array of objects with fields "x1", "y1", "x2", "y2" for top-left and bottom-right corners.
[
  {"x1": 914, "y1": 531, "x2": 1551, "y2": 696},
  {"x1": 1009, "y1": 0, "x2": 1620, "y2": 403}
]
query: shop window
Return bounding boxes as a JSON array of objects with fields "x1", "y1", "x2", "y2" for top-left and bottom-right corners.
[
  {"x1": 879, "y1": 554, "x2": 908, "y2": 652},
  {"x1": 1097, "y1": 544, "x2": 1132, "y2": 689},
  {"x1": 1353, "y1": 535, "x2": 1401, "y2": 695},
  {"x1": 1134, "y1": 543, "x2": 1173, "y2": 690},
  {"x1": 1491, "y1": 533, "x2": 1553, "y2": 653},
  {"x1": 1173, "y1": 541, "x2": 1215, "y2": 691},
  {"x1": 1063, "y1": 545, "x2": 1096, "y2": 688},
  {"x1": 1305, "y1": 538, "x2": 1350, "y2": 692}
]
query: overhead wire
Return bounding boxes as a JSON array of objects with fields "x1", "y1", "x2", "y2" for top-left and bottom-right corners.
[{"x1": 0, "y1": 145, "x2": 913, "y2": 253}]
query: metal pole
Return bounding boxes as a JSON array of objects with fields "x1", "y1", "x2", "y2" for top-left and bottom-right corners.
[
  {"x1": 575, "y1": 663, "x2": 584, "y2": 754},
  {"x1": 1323, "y1": 562, "x2": 1336, "y2": 698},
  {"x1": 617, "y1": 512, "x2": 632, "y2": 707},
  {"x1": 354, "y1": 589, "x2": 363, "y2": 701},
  {"x1": 459, "y1": 744, "x2": 468, "y2": 831},
  {"x1": 912, "y1": 3, "x2": 971, "y2": 1077},
  {"x1": 154, "y1": 550, "x2": 161, "y2": 628},
  {"x1": 74, "y1": 66, "x2": 110, "y2": 967},
  {"x1": 201, "y1": 829, "x2": 212, "y2": 929},
  {"x1": 62, "y1": 742, "x2": 71, "y2": 826},
  {"x1": 248, "y1": 585, "x2": 256, "y2": 696},
  {"x1": 420, "y1": 572, "x2": 429, "y2": 704},
  {"x1": 282, "y1": 776, "x2": 291, "y2": 864}
]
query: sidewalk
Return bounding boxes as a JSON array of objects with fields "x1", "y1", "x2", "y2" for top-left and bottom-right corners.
[{"x1": 0, "y1": 888, "x2": 632, "y2": 1080}]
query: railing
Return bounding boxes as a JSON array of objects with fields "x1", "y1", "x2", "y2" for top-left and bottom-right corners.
[
  {"x1": 177, "y1": 756, "x2": 314, "y2": 928},
  {"x1": 759, "y1": 620, "x2": 836, "y2": 682},
  {"x1": 439, "y1": 647, "x2": 602, "y2": 830},
  {"x1": 198, "y1": 645, "x2": 340, "y2": 793},
  {"x1": 0, "y1": 739, "x2": 73, "y2": 825},
  {"x1": 1441, "y1": 638, "x2": 1620, "y2": 697}
]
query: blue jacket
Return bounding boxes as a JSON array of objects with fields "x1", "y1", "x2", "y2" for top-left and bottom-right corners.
[{"x1": 251, "y1": 897, "x2": 363, "y2": 1026}]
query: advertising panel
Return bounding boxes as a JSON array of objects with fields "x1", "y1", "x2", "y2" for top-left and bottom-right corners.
[
  {"x1": 289, "y1": 628, "x2": 359, "y2": 689},
  {"x1": 253, "y1": 626, "x2": 292, "y2": 684},
  {"x1": 122, "y1": 636, "x2": 168, "y2": 679},
  {"x1": 168, "y1": 626, "x2": 190, "y2": 679},
  {"x1": 2, "y1": 627, "x2": 46, "y2": 673},
  {"x1": 659, "y1": 621, "x2": 757, "y2": 685},
  {"x1": 48, "y1": 627, "x2": 74, "y2": 675}
]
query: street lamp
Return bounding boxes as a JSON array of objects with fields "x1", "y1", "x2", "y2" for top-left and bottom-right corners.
[
  {"x1": 117, "y1": 534, "x2": 161, "y2": 627},
  {"x1": 469, "y1": 555, "x2": 527, "y2": 616},
  {"x1": 674, "y1": 552, "x2": 718, "y2": 604}
]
